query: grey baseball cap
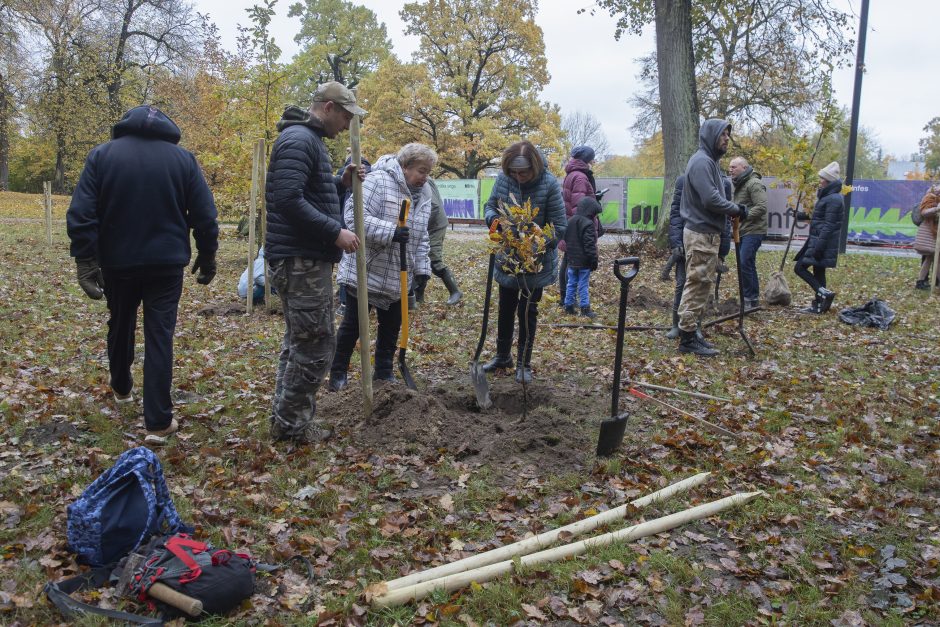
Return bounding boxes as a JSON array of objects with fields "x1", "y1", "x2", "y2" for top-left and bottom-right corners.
[{"x1": 312, "y1": 81, "x2": 367, "y2": 116}]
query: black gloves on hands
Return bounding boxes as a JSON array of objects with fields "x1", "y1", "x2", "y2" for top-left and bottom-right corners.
[
  {"x1": 191, "y1": 251, "x2": 217, "y2": 285},
  {"x1": 672, "y1": 246, "x2": 685, "y2": 259},
  {"x1": 392, "y1": 226, "x2": 410, "y2": 244},
  {"x1": 737, "y1": 204, "x2": 749, "y2": 221},
  {"x1": 76, "y1": 257, "x2": 105, "y2": 300},
  {"x1": 590, "y1": 260, "x2": 599, "y2": 272}
]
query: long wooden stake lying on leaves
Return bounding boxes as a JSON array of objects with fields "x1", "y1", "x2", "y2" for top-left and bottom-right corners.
[
  {"x1": 377, "y1": 472, "x2": 711, "y2": 593},
  {"x1": 369, "y1": 491, "x2": 763, "y2": 608},
  {"x1": 629, "y1": 388, "x2": 741, "y2": 440},
  {"x1": 629, "y1": 381, "x2": 731, "y2": 403}
]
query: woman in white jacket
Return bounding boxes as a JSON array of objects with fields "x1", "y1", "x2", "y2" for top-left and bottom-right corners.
[{"x1": 328, "y1": 143, "x2": 435, "y2": 390}]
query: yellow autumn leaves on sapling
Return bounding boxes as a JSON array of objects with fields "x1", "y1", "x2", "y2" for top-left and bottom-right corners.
[{"x1": 488, "y1": 195, "x2": 555, "y2": 275}]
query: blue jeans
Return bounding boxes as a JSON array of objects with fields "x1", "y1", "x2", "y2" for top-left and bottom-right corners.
[
  {"x1": 565, "y1": 267, "x2": 592, "y2": 307},
  {"x1": 738, "y1": 234, "x2": 764, "y2": 301}
]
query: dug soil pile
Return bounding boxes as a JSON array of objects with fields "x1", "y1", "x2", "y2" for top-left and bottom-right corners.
[{"x1": 317, "y1": 377, "x2": 600, "y2": 479}]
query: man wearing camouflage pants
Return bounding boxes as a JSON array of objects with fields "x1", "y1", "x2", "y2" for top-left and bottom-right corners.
[
  {"x1": 414, "y1": 179, "x2": 463, "y2": 306},
  {"x1": 676, "y1": 118, "x2": 748, "y2": 357},
  {"x1": 265, "y1": 82, "x2": 365, "y2": 444}
]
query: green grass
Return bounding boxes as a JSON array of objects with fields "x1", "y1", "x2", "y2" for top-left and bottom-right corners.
[{"x1": 1, "y1": 197, "x2": 939, "y2": 623}]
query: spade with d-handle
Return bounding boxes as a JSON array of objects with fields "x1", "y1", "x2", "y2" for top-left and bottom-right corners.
[
  {"x1": 596, "y1": 256, "x2": 640, "y2": 457},
  {"x1": 397, "y1": 198, "x2": 418, "y2": 390},
  {"x1": 469, "y1": 251, "x2": 496, "y2": 409},
  {"x1": 732, "y1": 217, "x2": 756, "y2": 357}
]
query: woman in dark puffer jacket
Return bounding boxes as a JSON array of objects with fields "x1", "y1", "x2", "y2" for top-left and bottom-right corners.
[{"x1": 793, "y1": 161, "x2": 843, "y2": 313}]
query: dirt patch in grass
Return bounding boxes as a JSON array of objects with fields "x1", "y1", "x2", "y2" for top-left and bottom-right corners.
[
  {"x1": 629, "y1": 284, "x2": 670, "y2": 310},
  {"x1": 24, "y1": 418, "x2": 84, "y2": 445},
  {"x1": 318, "y1": 378, "x2": 596, "y2": 478}
]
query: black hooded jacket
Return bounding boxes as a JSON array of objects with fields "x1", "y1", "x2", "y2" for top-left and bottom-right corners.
[
  {"x1": 680, "y1": 118, "x2": 740, "y2": 235},
  {"x1": 67, "y1": 106, "x2": 218, "y2": 269},
  {"x1": 264, "y1": 106, "x2": 345, "y2": 263},
  {"x1": 564, "y1": 197, "x2": 602, "y2": 269}
]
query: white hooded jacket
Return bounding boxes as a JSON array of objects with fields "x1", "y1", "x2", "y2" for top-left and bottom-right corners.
[{"x1": 337, "y1": 154, "x2": 431, "y2": 310}]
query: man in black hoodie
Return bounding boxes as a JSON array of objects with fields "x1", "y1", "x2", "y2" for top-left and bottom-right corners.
[
  {"x1": 265, "y1": 82, "x2": 364, "y2": 445},
  {"x1": 67, "y1": 105, "x2": 219, "y2": 443},
  {"x1": 676, "y1": 119, "x2": 748, "y2": 357}
]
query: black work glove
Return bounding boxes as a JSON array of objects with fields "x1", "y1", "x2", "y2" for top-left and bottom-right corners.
[
  {"x1": 545, "y1": 237, "x2": 558, "y2": 250},
  {"x1": 392, "y1": 226, "x2": 410, "y2": 244},
  {"x1": 76, "y1": 257, "x2": 105, "y2": 300},
  {"x1": 672, "y1": 246, "x2": 684, "y2": 259},
  {"x1": 191, "y1": 251, "x2": 217, "y2": 285},
  {"x1": 415, "y1": 274, "x2": 430, "y2": 289},
  {"x1": 737, "y1": 204, "x2": 749, "y2": 221},
  {"x1": 717, "y1": 257, "x2": 729, "y2": 274},
  {"x1": 590, "y1": 260, "x2": 598, "y2": 272}
]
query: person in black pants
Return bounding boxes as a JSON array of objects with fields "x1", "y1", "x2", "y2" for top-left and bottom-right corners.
[
  {"x1": 793, "y1": 162, "x2": 842, "y2": 313},
  {"x1": 67, "y1": 106, "x2": 219, "y2": 444}
]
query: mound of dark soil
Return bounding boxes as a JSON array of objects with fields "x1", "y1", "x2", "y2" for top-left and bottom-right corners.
[
  {"x1": 628, "y1": 285, "x2": 670, "y2": 310},
  {"x1": 318, "y1": 377, "x2": 599, "y2": 478}
]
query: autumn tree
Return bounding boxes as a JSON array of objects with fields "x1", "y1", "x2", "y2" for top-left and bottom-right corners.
[
  {"x1": 920, "y1": 117, "x2": 940, "y2": 177},
  {"x1": 561, "y1": 111, "x2": 609, "y2": 160},
  {"x1": 0, "y1": 0, "x2": 26, "y2": 190},
  {"x1": 594, "y1": 133, "x2": 664, "y2": 178},
  {"x1": 358, "y1": 0, "x2": 564, "y2": 179},
  {"x1": 287, "y1": 0, "x2": 391, "y2": 96}
]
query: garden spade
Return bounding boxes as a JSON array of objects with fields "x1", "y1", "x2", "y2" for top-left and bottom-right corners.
[
  {"x1": 732, "y1": 217, "x2": 757, "y2": 357},
  {"x1": 596, "y1": 256, "x2": 640, "y2": 457},
  {"x1": 469, "y1": 251, "x2": 496, "y2": 409},
  {"x1": 397, "y1": 199, "x2": 418, "y2": 390}
]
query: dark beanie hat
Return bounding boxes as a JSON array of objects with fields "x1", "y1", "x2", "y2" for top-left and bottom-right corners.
[{"x1": 571, "y1": 145, "x2": 595, "y2": 163}]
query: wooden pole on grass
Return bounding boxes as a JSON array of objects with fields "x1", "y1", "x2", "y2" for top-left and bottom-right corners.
[
  {"x1": 246, "y1": 139, "x2": 263, "y2": 314},
  {"x1": 370, "y1": 491, "x2": 763, "y2": 608},
  {"x1": 377, "y1": 472, "x2": 712, "y2": 593},
  {"x1": 350, "y1": 115, "x2": 372, "y2": 417},
  {"x1": 43, "y1": 181, "x2": 53, "y2": 246}
]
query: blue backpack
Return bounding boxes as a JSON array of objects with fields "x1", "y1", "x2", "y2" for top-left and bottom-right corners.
[{"x1": 67, "y1": 447, "x2": 191, "y2": 567}]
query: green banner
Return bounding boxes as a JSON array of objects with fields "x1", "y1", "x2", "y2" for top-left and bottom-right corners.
[{"x1": 625, "y1": 179, "x2": 664, "y2": 231}]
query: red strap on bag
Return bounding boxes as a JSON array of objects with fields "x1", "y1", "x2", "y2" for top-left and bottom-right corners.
[{"x1": 165, "y1": 534, "x2": 207, "y2": 584}]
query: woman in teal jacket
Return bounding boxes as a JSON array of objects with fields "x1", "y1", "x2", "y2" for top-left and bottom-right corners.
[{"x1": 482, "y1": 141, "x2": 566, "y2": 383}]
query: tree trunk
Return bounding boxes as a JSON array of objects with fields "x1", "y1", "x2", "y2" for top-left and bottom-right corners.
[
  {"x1": 653, "y1": 0, "x2": 700, "y2": 248},
  {"x1": 0, "y1": 78, "x2": 9, "y2": 191}
]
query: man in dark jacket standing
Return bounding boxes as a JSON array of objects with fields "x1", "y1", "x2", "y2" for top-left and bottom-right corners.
[
  {"x1": 265, "y1": 82, "x2": 364, "y2": 444},
  {"x1": 729, "y1": 156, "x2": 768, "y2": 308},
  {"x1": 676, "y1": 118, "x2": 748, "y2": 357},
  {"x1": 67, "y1": 105, "x2": 218, "y2": 444}
]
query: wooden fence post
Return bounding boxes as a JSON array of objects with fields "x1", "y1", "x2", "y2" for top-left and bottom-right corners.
[
  {"x1": 350, "y1": 115, "x2": 372, "y2": 417},
  {"x1": 43, "y1": 181, "x2": 53, "y2": 246}
]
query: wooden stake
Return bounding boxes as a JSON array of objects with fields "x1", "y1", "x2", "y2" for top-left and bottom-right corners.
[
  {"x1": 380, "y1": 472, "x2": 711, "y2": 592},
  {"x1": 628, "y1": 381, "x2": 731, "y2": 403},
  {"x1": 629, "y1": 388, "x2": 741, "y2": 440},
  {"x1": 246, "y1": 139, "x2": 262, "y2": 314},
  {"x1": 371, "y1": 491, "x2": 763, "y2": 608},
  {"x1": 350, "y1": 115, "x2": 372, "y2": 417},
  {"x1": 257, "y1": 138, "x2": 273, "y2": 312},
  {"x1": 43, "y1": 181, "x2": 53, "y2": 246}
]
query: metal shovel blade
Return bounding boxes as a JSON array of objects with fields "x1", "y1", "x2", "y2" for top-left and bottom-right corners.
[
  {"x1": 596, "y1": 412, "x2": 630, "y2": 457},
  {"x1": 470, "y1": 361, "x2": 492, "y2": 409},
  {"x1": 398, "y1": 348, "x2": 417, "y2": 391}
]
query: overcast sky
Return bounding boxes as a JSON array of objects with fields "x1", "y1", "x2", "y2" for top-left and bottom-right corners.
[{"x1": 195, "y1": 0, "x2": 939, "y2": 161}]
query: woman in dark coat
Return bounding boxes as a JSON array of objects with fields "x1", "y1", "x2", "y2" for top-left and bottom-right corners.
[
  {"x1": 482, "y1": 141, "x2": 566, "y2": 383},
  {"x1": 793, "y1": 161, "x2": 843, "y2": 313}
]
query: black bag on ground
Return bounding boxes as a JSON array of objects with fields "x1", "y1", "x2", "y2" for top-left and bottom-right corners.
[
  {"x1": 838, "y1": 298, "x2": 896, "y2": 330},
  {"x1": 130, "y1": 533, "x2": 256, "y2": 618}
]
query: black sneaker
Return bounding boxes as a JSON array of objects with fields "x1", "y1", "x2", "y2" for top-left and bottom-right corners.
[
  {"x1": 817, "y1": 288, "x2": 835, "y2": 313},
  {"x1": 580, "y1": 306, "x2": 597, "y2": 319}
]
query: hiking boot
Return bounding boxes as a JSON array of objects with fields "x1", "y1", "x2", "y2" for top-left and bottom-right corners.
[
  {"x1": 678, "y1": 330, "x2": 718, "y2": 357},
  {"x1": 515, "y1": 365, "x2": 533, "y2": 384},
  {"x1": 144, "y1": 418, "x2": 178, "y2": 445},
  {"x1": 298, "y1": 423, "x2": 333, "y2": 444},
  {"x1": 659, "y1": 265, "x2": 672, "y2": 282},
  {"x1": 328, "y1": 371, "x2": 348, "y2": 392},
  {"x1": 695, "y1": 329, "x2": 715, "y2": 349},
  {"x1": 482, "y1": 354, "x2": 513, "y2": 372},
  {"x1": 580, "y1": 306, "x2": 597, "y2": 319},
  {"x1": 915, "y1": 279, "x2": 930, "y2": 290},
  {"x1": 744, "y1": 299, "x2": 760, "y2": 310},
  {"x1": 817, "y1": 288, "x2": 835, "y2": 313},
  {"x1": 564, "y1": 304, "x2": 576, "y2": 315},
  {"x1": 799, "y1": 297, "x2": 821, "y2": 314},
  {"x1": 665, "y1": 326, "x2": 680, "y2": 339}
]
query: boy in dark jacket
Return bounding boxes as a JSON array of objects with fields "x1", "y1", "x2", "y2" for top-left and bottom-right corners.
[{"x1": 563, "y1": 197, "x2": 602, "y2": 318}]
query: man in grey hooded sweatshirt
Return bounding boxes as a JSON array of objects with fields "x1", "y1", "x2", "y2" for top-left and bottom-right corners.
[{"x1": 676, "y1": 119, "x2": 748, "y2": 356}]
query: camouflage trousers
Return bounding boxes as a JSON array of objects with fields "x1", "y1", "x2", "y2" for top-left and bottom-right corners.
[
  {"x1": 678, "y1": 229, "x2": 720, "y2": 332},
  {"x1": 269, "y1": 257, "x2": 335, "y2": 436}
]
